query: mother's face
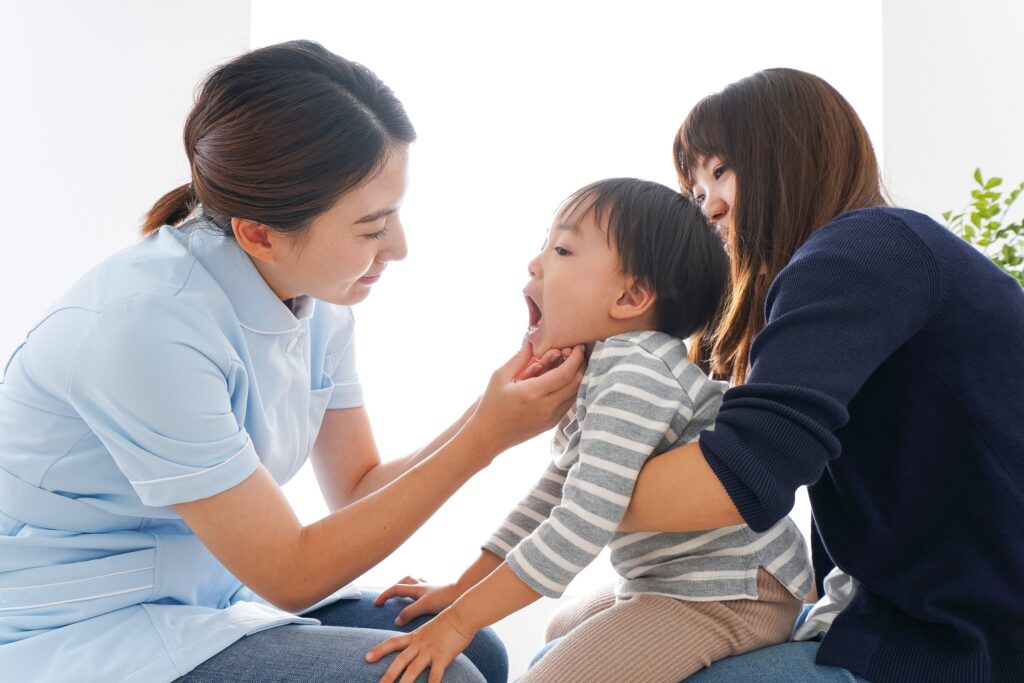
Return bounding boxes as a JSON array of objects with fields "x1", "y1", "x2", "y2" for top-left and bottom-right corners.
[{"x1": 690, "y1": 156, "x2": 736, "y2": 250}]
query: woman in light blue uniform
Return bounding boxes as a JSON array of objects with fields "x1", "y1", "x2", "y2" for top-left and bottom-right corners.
[{"x1": 0, "y1": 41, "x2": 584, "y2": 682}]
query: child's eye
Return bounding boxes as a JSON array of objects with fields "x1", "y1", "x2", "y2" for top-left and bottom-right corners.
[
  {"x1": 713, "y1": 164, "x2": 727, "y2": 180},
  {"x1": 554, "y1": 246, "x2": 571, "y2": 256}
]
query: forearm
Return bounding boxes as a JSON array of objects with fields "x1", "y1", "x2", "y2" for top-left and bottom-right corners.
[
  {"x1": 291, "y1": 427, "x2": 496, "y2": 610},
  {"x1": 347, "y1": 402, "x2": 477, "y2": 501},
  {"x1": 618, "y1": 441, "x2": 744, "y2": 532},
  {"x1": 450, "y1": 562, "x2": 541, "y2": 632},
  {"x1": 455, "y1": 550, "x2": 503, "y2": 591}
]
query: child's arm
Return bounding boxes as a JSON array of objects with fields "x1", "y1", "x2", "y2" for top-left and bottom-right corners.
[
  {"x1": 375, "y1": 457, "x2": 571, "y2": 625},
  {"x1": 368, "y1": 343, "x2": 690, "y2": 681}
]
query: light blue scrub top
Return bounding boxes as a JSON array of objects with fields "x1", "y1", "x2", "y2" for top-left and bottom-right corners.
[{"x1": 0, "y1": 218, "x2": 365, "y2": 682}]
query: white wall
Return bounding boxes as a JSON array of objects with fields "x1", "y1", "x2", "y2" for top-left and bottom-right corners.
[
  {"x1": 883, "y1": 0, "x2": 1024, "y2": 220},
  {"x1": 0, "y1": 1, "x2": 251, "y2": 359},
  {"x1": 250, "y1": 2, "x2": 883, "y2": 676}
]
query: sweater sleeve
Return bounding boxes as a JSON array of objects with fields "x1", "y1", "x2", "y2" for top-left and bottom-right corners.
[
  {"x1": 699, "y1": 209, "x2": 941, "y2": 532},
  {"x1": 505, "y1": 345, "x2": 688, "y2": 597}
]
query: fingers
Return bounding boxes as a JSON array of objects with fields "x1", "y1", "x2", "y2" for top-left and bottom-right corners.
[
  {"x1": 374, "y1": 579, "x2": 425, "y2": 606},
  {"x1": 366, "y1": 634, "x2": 410, "y2": 664},
  {"x1": 399, "y1": 657, "x2": 431, "y2": 683},
  {"x1": 396, "y1": 602, "x2": 425, "y2": 627},
  {"x1": 529, "y1": 345, "x2": 585, "y2": 396},
  {"x1": 381, "y1": 644, "x2": 418, "y2": 683},
  {"x1": 515, "y1": 347, "x2": 574, "y2": 381},
  {"x1": 502, "y1": 342, "x2": 536, "y2": 381},
  {"x1": 428, "y1": 662, "x2": 447, "y2": 683},
  {"x1": 515, "y1": 359, "x2": 544, "y2": 381}
]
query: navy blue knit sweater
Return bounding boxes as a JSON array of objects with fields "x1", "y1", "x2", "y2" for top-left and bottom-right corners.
[{"x1": 700, "y1": 207, "x2": 1024, "y2": 683}]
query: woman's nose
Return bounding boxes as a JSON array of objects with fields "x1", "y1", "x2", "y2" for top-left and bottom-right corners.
[
  {"x1": 381, "y1": 218, "x2": 408, "y2": 262},
  {"x1": 703, "y1": 193, "x2": 729, "y2": 225}
]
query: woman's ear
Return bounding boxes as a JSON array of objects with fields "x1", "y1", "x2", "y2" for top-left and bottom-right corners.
[
  {"x1": 610, "y1": 279, "x2": 656, "y2": 321},
  {"x1": 232, "y1": 217, "x2": 282, "y2": 262}
]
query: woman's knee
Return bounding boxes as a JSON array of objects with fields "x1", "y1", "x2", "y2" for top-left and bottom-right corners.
[
  {"x1": 462, "y1": 626, "x2": 508, "y2": 683},
  {"x1": 439, "y1": 654, "x2": 488, "y2": 683}
]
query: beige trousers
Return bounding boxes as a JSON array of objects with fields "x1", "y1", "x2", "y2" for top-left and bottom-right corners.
[{"x1": 520, "y1": 569, "x2": 802, "y2": 683}]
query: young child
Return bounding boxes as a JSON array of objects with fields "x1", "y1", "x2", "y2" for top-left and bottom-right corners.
[{"x1": 366, "y1": 178, "x2": 811, "y2": 682}]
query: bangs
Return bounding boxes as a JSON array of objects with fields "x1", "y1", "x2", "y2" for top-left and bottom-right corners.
[
  {"x1": 557, "y1": 182, "x2": 620, "y2": 245},
  {"x1": 673, "y1": 94, "x2": 730, "y2": 194}
]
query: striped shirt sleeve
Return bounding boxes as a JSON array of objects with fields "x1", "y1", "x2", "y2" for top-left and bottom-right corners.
[
  {"x1": 483, "y1": 460, "x2": 567, "y2": 559},
  {"x1": 505, "y1": 345, "x2": 691, "y2": 598}
]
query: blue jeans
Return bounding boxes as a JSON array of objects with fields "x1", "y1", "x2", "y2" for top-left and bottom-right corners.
[
  {"x1": 176, "y1": 591, "x2": 508, "y2": 682},
  {"x1": 528, "y1": 605, "x2": 868, "y2": 682}
]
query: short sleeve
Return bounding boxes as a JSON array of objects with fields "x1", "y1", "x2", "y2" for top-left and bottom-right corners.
[
  {"x1": 65, "y1": 294, "x2": 260, "y2": 507},
  {"x1": 320, "y1": 305, "x2": 363, "y2": 410}
]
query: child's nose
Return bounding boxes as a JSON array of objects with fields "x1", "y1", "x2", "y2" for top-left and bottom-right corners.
[{"x1": 527, "y1": 254, "x2": 541, "y2": 277}]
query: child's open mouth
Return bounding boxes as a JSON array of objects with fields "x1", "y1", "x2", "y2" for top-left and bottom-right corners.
[{"x1": 525, "y1": 293, "x2": 543, "y2": 335}]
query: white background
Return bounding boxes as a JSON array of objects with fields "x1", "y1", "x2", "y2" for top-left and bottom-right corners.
[
  {"x1": 3, "y1": 1, "x2": 1021, "y2": 678},
  {"x1": 254, "y1": 0, "x2": 884, "y2": 588}
]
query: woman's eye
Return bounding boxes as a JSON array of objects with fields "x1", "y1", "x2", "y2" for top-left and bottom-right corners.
[
  {"x1": 713, "y1": 165, "x2": 727, "y2": 180},
  {"x1": 365, "y1": 226, "x2": 388, "y2": 240},
  {"x1": 695, "y1": 193, "x2": 706, "y2": 206}
]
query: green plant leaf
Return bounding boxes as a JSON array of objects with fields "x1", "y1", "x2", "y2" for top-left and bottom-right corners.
[
  {"x1": 971, "y1": 212, "x2": 982, "y2": 228},
  {"x1": 974, "y1": 168, "x2": 984, "y2": 184},
  {"x1": 985, "y1": 177, "x2": 1003, "y2": 189}
]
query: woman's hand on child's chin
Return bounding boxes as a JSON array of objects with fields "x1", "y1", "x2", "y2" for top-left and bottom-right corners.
[
  {"x1": 513, "y1": 346, "x2": 575, "y2": 381},
  {"x1": 366, "y1": 609, "x2": 475, "y2": 683},
  {"x1": 464, "y1": 343, "x2": 585, "y2": 457},
  {"x1": 373, "y1": 576, "x2": 462, "y2": 626}
]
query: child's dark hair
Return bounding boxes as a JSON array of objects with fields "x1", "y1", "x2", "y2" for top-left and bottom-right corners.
[{"x1": 560, "y1": 178, "x2": 728, "y2": 340}]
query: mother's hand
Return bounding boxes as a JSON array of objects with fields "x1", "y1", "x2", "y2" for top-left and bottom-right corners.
[{"x1": 464, "y1": 343, "x2": 584, "y2": 456}]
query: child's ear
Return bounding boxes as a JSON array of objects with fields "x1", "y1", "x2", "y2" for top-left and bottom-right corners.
[
  {"x1": 610, "y1": 279, "x2": 656, "y2": 321},
  {"x1": 232, "y1": 218, "x2": 284, "y2": 263}
]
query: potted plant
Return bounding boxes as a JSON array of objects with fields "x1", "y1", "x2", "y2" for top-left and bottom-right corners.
[{"x1": 944, "y1": 169, "x2": 1024, "y2": 287}]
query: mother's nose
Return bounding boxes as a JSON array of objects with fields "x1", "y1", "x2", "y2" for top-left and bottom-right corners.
[{"x1": 703, "y1": 192, "x2": 729, "y2": 225}]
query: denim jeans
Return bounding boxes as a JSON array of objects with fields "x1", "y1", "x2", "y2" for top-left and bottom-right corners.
[{"x1": 176, "y1": 591, "x2": 508, "y2": 682}]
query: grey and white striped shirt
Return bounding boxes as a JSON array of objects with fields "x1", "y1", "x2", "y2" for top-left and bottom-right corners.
[{"x1": 485, "y1": 331, "x2": 812, "y2": 602}]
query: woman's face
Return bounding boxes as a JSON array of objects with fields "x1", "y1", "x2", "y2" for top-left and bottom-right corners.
[
  {"x1": 256, "y1": 146, "x2": 410, "y2": 306},
  {"x1": 690, "y1": 156, "x2": 736, "y2": 249}
]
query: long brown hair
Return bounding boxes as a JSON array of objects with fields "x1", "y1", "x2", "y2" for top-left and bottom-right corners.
[
  {"x1": 673, "y1": 68, "x2": 887, "y2": 384},
  {"x1": 143, "y1": 40, "x2": 416, "y2": 236}
]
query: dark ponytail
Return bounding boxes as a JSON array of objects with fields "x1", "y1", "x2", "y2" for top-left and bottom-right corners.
[
  {"x1": 143, "y1": 184, "x2": 199, "y2": 234},
  {"x1": 142, "y1": 40, "x2": 416, "y2": 236}
]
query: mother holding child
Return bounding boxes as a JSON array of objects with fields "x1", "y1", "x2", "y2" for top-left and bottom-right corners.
[{"x1": 0, "y1": 40, "x2": 1021, "y2": 683}]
